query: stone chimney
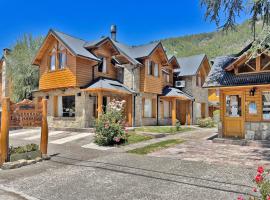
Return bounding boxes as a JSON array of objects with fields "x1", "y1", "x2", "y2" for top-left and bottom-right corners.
[{"x1": 111, "y1": 25, "x2": 117, "y2": 41}]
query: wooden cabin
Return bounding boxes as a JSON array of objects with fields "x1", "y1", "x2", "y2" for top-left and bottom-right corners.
[
  {"x1": 32, "y1": 26, "x2": 193, "y2": 128},
  {"x1": 204, "y1": 45, "x2": 270, "y2": 140}
]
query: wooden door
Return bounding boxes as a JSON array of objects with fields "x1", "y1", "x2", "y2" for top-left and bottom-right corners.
[{"x1": 223, "y1": 91, "x2": 245, "y2": 138}]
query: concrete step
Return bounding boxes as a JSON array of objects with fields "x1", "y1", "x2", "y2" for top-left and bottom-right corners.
[{"x1": 213, "y1": 138, "x2": 270, "y2": 148}]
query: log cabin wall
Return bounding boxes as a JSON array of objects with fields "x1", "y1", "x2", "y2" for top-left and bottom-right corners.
[{"x1": 220, "y1": 86, "x2": 270, "y2": 140}]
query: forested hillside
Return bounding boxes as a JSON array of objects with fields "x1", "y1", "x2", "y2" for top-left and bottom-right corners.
[{"x1": 161, "y1": 20, "x2": 262, "y2": 59}]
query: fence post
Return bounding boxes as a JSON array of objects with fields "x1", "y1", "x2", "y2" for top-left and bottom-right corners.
[
  {"x1": 0, "y1": 97, "x2": 10, "y2": 163},
  {"x1": 40, "y1": 99, "x2": 48, "y2": 155}
]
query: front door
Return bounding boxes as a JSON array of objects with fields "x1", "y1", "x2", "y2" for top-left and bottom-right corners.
[{"x1": 223, "y1": 91, "x2": 245, "y2": 138}]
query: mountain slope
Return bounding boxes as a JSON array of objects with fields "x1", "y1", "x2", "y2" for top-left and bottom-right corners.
[{"x1": 161, "y1": 21, "x2": 261, "y2": 59}]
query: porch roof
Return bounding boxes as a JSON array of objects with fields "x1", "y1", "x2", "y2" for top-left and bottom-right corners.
[
  {"x1": 161, "y1": 86, "x2": 194, "y2": 100},
  {"x1": 82, "y1": 77, "x2": 135, "y2": 94}
]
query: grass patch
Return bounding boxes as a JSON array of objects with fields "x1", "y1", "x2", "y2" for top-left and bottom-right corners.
[
  {"x1": 127, "y1": 139, "x2": 184, "y2": 155},
  {"x1": 126, "y1": 132, "x2": 153, "y2": 145},
  {"x1": 134, "y1": 126, "x2": 193, "y2": 134}
]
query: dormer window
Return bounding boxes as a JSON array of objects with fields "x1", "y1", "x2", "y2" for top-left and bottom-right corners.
[{"x1": 98, "y1": 57, "x2": 107, "y2": 73}]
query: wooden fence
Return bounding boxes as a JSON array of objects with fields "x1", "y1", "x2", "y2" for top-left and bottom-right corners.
[{"x1": 0, "y1": 98, "x2": 48, "y2": 164}]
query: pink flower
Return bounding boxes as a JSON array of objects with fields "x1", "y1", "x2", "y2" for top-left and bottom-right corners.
[
  {"x1": 253, "y1": 187, "x2": 257, "y2": 192},
  {"x1": 255, "y1": 174, "x2": 263, "y2": 183},
  {"x1": 257, "y1": 166, "x2": 264, "y2": 174},
  {"x1": 104, "y1": 123, "x2": 109, "y2": 129},
  {"x1": 237, "y1": 195, "x2": 244, "y2": 200},
  {"x1": 113, "y1": 137, "x2": 120, "y2": 143}
]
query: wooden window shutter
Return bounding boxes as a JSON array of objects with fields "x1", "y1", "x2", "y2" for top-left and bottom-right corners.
[
  {"x1": 53, "y1": 96, "x2": 58, "y2": 117},
  {"x1": 152, "y1": 98, "x2": 156, "y2": 118},
  {"x1": 142, "y1": 98, "x2": 145, "y2": 117}
]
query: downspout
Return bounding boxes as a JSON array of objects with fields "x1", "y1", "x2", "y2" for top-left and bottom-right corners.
[
  {"x1": 131, "y1": 64, "x2": 140, "y2": 127},
  {"x1": 192, "y1": 100, "x2": 194, "y2": 125}
]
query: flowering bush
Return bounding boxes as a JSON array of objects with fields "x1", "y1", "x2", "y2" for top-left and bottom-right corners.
[
  {"x1": 94, "y1": 99, "x2": 128, "y2": 146},
  {"x1": 197, "y1": 117, "x2": 215, "y2": 128},
  {"x1": 238, "y1": 166, "x2": 270, "y2": 200}
]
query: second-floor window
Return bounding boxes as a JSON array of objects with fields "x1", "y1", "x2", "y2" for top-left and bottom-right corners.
[
  {"x1": 196, "y1": 74, "x2": 201, "y2": 87},
  {"x1": 98, "y1": 57, "x2": 107, "y2": 73},
  {"x1": 49, "y1": 45, "x2": 67, "y2": 71},
  {"x1": 147, "y1": 60, "x2": 159, "y2": 77}
]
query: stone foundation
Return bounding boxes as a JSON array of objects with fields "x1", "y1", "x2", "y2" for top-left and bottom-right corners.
[{"x1": 245, "y1": 122, "x2": 270, "y2": 140}]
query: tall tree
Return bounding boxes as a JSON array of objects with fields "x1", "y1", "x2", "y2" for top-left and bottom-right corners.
[
  {"x1": 201, "y1": 0, "x2": 270, "y2": 56},
  {"x1": 6, "y1": 34, "x2": 43, "y2": 102}
]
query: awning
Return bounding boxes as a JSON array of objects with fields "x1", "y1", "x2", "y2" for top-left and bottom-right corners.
[
  {"x1": 82, "y1": 77, "x2": 135, "y2": 94},
  {"x1": 161, "y1": 86, "x2": 194, "y2": 100}
]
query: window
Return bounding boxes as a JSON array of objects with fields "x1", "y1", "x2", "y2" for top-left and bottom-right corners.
[
  {"x1": 58, "y1": 95, "x2": 75, "y2": 117},
  {"x1": 163, "y1": 101, "x2": 171, "y2": 118},
  {"x1": 50, "y1": 48, "x2": 56, "y2": 71},
  {"x1": 144, "y1": 98, "x2": 152, "y2": 118},
  {"x1": 147, "y1": 61, "x2": 159, "y2": 77},
  {"x1": 262, "y1": 92, "x2": 270, "y2": 120},
  {"x1": 58, "y1": 46, "x2": 66, "y2": 69},
  {"x1": 248, "y1": 102, "x2": 257, "y2": 114},
  {"x1": 154, "y1": 63, "x2": 159, "y2": 77},
  {"x1": 98, "y1": 57, "x2": 107, "y2": 73},
  {"x1": 225, "y1": 95, "x2": 242, "y2": 117}
]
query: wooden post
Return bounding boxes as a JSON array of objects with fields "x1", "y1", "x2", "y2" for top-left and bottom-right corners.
[
  {"x1": 40, "y1": 99, "x2": 48, "y2": 155},
  {"x1": 172, "y1": 98, "x2": 176, "y2": 126},
  {"x1": 127, "y1": 95, "x2": 132, "y2": 126},
  {"x1": 187, "y1": 101, "x2": 191, "y2": 125},
  {"x1": 0, "y1": 97, "x2": 10, "y2": 163},
  {"x1": 97, "y1": 92, "x2": 103, "y2": 118}
]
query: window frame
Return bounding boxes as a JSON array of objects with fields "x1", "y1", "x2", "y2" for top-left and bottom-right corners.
[
  {"x1": 262, "y1": 91, "x2": 270, "y2": 121},
  {"x1": 143, "y1": 98, "x2": 153, "y2": 118}
]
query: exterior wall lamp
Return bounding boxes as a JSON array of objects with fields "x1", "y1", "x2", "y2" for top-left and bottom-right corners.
[{"x1": 249, "y1": 87, "x2": 256, "y2": 96}]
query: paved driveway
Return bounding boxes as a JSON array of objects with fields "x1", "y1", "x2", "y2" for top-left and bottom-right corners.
[{"x1": 149, "y1": 128, "x2": 270, "y2": 167}]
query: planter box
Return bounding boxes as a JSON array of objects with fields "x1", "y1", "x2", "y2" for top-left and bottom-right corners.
[{"x1": 10, "y1": 150, "x2": 41, "y2": 162}]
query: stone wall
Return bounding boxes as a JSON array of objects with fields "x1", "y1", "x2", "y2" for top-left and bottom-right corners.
[
  {"x1": 245, "y1": 122, "x2": 270, "y2": 140},
  {"x1": 33, "y1": 88, "x2": 95, "y2": 128}
]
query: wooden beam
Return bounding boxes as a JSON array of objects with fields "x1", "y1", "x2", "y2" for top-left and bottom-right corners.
[
  {"x1": 0, "y1": 97, "x2": 10, "y2": 163},
  {"x1": 40, "y1": 99, "x2": 48, "y2": 155},
  {"x1": 97, "y1": 92, "x2": 103, "y2": 118},
  {"x1": 127, "y1": 95, "x2": 133, "y2": 126},
  {"x1": 187, "y1": 101, "x2": 191, "y2": 125},
  {"x1": 172, "y1": 98, "x2": 176, "y2": 126},
  {"x1": 256, "y1": 56, "x2": 261, "y2": 71}
]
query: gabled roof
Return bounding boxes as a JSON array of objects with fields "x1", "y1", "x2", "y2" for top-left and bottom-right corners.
[
  {"x1": 162, "y1": 86, "x2": 194, "y2": 100},
  {"x1": 51, "y1": 30, "x2": 99, "y2": 61},
  {"x1": 81, "y1": 77, "x2": 135, "y2": 94},
  {"x1": 175, "y1": 54, "x2": 206, "y2": 77},
  {"x1": 203, "y1": 56, "x2": 270, "y2": 88}
]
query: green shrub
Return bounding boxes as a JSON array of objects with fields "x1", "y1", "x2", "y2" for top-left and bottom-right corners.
[
  {"x1": 175, "y1": 120, "x2": 181, "y2": 131},
  {"x1": 213, "y1": 110, "x2": 220, "y2": 123},
  {"x1": 197, "y1": 117, "x2": 215, "y2": 128},
  {"x1": 9, "y1": 143, "x2": 39, "y2": 155},
  {"x1": 94, "y1": 100, "x2": 127, "y2": 146}
]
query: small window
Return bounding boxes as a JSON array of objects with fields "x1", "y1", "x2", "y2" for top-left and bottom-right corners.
[
  {"x1": 248, "y1": 102, "x2": 257, "y2": 114},
  {"x1": 144, "y1": 98, "x2": 152, "y2": 118},
  {"x1": 147, "y1": 60, "x2": 154, "y2": 75},
  {"x1": 263, "y1": 92, "x2": 270, "y2": 120},
  {"x1": 58, "y1": 52, "x2": 66, "y2": 69},
  {"x1": 196, "y1": 74, "x2": 201, "y2": 87},
  {"x1": 50, "y1": 52, "x2": 56, "y2": 71},
  {"x1": 225, "y1": 95, "x2": 242, "y2": 117},
  {"x1": 98, "y1": 57, "x2": 107, "y2": 73},
  {"x1": 60, "y1": 95, "x2": 75, "y2": 117},
  {"x1": 154, "y1": 63, "x2": 159, "y2": 77}
]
